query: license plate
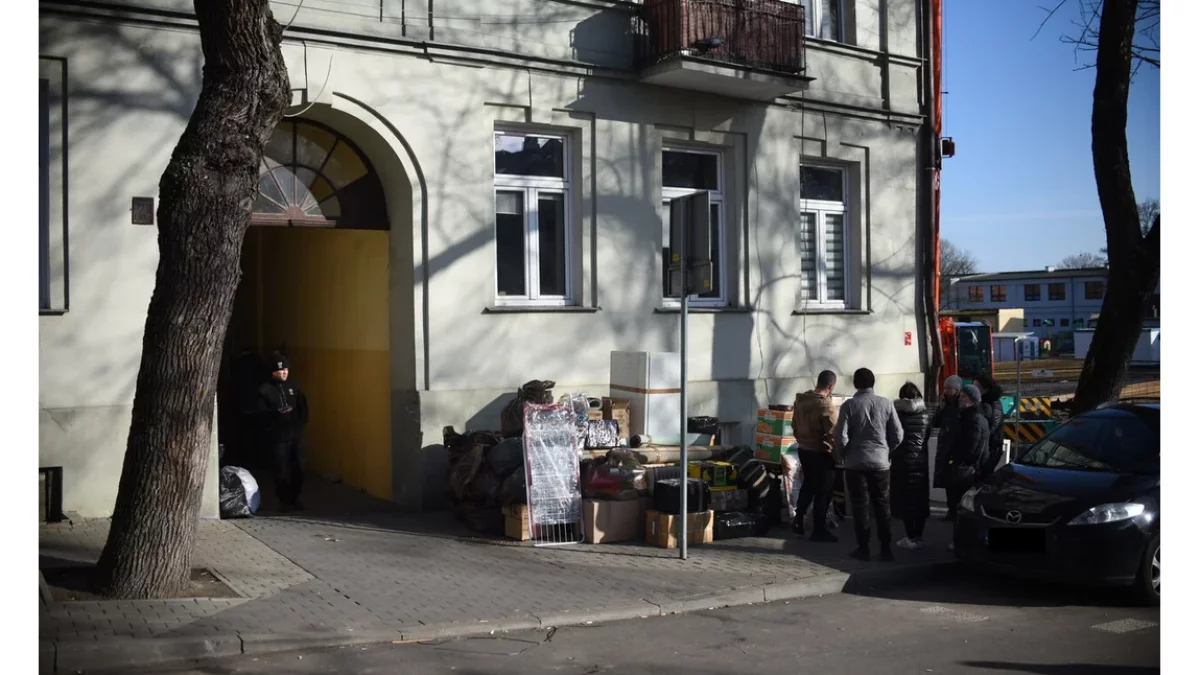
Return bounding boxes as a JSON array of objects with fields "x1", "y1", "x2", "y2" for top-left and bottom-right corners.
[{"x1": 987, "y1": 527, "x2": 1045, "y2": 553}]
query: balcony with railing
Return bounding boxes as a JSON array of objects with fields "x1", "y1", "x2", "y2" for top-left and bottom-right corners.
[{"x1": 635, "y1": 0, "x2": 811, "y2": 101}]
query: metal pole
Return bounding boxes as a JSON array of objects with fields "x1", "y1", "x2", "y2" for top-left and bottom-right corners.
[
  {"x1": 679, "y1": 213, "x2": 689, "y2": 561},
  {"x1": 1015, "y1": 337, "x2": 1023, "y2": 422}
]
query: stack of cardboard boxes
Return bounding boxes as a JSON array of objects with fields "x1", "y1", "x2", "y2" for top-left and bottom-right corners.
[{"x1": 754, "y1": 408, "x2": 796, "y2": 463}]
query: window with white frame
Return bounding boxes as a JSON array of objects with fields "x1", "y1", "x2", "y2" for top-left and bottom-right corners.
[
  {"x1": 797, "y1": 163, "x2": 849, "y2": 308},
  {"x1": 661, "y1": 147, "x2": 725, "y2": 306},
  {"x1": 493, "y1": 131, "x2": 572, "y2": 305}
]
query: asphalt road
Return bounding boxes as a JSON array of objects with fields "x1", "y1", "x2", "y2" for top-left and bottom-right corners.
[{"x1": 143, "y1": 569, "x2": 1160, "y2": 675}]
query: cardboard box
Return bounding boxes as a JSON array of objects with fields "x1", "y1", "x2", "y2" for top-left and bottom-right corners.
[
  {"x1": 687, "y1": 460, "x2": 738, "y2": 487},
  {"x1": 504, "y1": 504, "x2": 583, "y2": 542},
  {"x1": 755, "y1": 433, "x2": 797, "y2": 463},
  {"x1": 756, "y1": 408, "x2": 794, "y2": 436},
  {"x1": 645, "y1": 509, "x2": 714, "y2": 549},
  {"x1": 583, "y1": 497, "x2": 650, "y2": 544},
  {"x1": 709, "y1": 487, "x2": 749, "y2": 512},
  {"x1": 503, "y1": 504, "x2": 531, "y2": 541},
  {"x1": 604, "y1": 397, "x2": 631, "y2": 440}
]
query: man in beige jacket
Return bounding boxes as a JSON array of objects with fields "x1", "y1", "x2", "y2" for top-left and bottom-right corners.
[{"x1": 791, "y1": 370, "x2": 840, "y2": 542}]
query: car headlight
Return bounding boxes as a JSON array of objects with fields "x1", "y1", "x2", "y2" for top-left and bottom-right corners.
[
  {"x1": 1067, "y1": 502, "x2": 1146, "y2": 526},
  {"x1": 959, "y1": 486, "x2": 980, "y2": 511}
]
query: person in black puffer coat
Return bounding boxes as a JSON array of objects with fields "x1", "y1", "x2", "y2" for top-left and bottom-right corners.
[
  {"x1": 975, "y1": 374, "x2": 1005, "y2": 481},
  {"x1": 890, "y1": 382, "x2": 932, "y2": 549},
  {"x1": 931, "y1": 375, "x2": 963, "y2": 520},
  {"x1": 946, "y1": 385, "x2": 990, "y2": 534}
]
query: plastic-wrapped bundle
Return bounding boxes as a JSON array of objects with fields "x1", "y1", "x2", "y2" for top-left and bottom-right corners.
[
  {"x1": 522, "y1": 402, "x2": 582, "y2": 530},
  {"x1": 560, "y1": 393, "x2": 591, "y2": 451},
  {"x1": 581, "y1": 458, "x2": 646, "y2": 500},
  {"x1": 584, "y1": 419, "x2": 620, "y2": 449}
]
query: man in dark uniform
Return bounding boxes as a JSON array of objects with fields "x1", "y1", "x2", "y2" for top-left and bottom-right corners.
[{"x1": 256, "y1": 351, "x2": 309, "y2": 512}]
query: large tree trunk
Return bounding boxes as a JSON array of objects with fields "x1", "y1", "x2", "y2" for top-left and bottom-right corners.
[
  {"x1": 1071, "y1": 0, "x2": 1161, "y2": 414},
  {"x1": 93, "y1": 0, "x2": 291, "y2": 599}
]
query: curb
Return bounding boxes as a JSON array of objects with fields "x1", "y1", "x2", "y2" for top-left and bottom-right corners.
[
  {"x1": 41, "y1": 559, "x2": 952, "y2": 672},
  {"x1": 240, "y1": 629, "x2": 403, "y2": 656},
  {"x1": 53, "y1": 635, "x2": 243, "y2": 674}
]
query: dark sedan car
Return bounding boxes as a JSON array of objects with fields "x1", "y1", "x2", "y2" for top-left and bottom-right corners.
[{"x1": 953, "y1": 402, "x2": 1160, "y2": 605}]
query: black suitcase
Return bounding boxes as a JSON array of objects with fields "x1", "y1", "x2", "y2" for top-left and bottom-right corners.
[
  {"x1": 714, "y1": 511, "x2": 771, "y2": 540},
  {"x1": 653, "y1": 478, "x2": 709, "y2": 514}
]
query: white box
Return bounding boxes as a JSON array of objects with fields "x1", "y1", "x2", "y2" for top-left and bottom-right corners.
[{"x1": 610, "y1": 351, "x2": 683, "y2": 445}]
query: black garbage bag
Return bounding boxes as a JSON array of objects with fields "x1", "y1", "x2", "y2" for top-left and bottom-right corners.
[
  {"x1": 487, "y1": 437, "x2": 525, "y2": 478},
  {"x1": 448, "y1": 445, "x2": 486, "y2": 504},
  {"x1": 498, "y1": 469, "x2": 527, "y2": 506},
  {"x1": 219, "y1": 466, "x2": 254, "y2": 519},
  {"x1": 500, "y1": 379, "x2": 555, "y2": 438},
  {"x1": 445, "y1": 427, "x2": 502, "y2": 470}
]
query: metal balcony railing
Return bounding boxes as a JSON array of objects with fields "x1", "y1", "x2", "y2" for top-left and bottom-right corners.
[{"x1": 636, "y1": 0, "x2": 806, "y2": 75}]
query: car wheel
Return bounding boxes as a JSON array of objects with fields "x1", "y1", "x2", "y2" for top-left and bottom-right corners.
[{"x1": 1134, "y1": 534, "x2": 1160, "y2": 607}]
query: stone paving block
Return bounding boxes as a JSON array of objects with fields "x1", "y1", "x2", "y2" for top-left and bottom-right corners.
[{"x1": 42, "y1": 512, "x2": 953, "y2": 671}]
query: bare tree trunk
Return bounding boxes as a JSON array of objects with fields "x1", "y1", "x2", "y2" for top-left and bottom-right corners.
[
  {"x1": 1071, "y1": 0, "x2": 1161, "y2": 414},
  {"x1": 93, "y1": 0, "x2": 290, "y2": 599}
]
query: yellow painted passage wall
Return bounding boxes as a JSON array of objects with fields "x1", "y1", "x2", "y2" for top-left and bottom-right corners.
[{"x1": 240, "y1": 227, "x2": 392, "y2": 500}]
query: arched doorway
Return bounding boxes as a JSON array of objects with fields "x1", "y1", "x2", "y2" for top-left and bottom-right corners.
[{"x1": 221, "y1": 118, "x2": 394, "y2": 504}]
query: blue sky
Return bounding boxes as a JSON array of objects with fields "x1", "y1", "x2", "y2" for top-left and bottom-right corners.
[{"x1": 940, "y1": 0, "x2": 1160, "y2": 273}]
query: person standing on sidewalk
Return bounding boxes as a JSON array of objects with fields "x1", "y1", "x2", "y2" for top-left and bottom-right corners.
[
  {"x1": 975, "y1": 373, "x2": 1006, "y2": 480},
  {"x1": 945, "y1": 384, "x2": 989, "y2": 529},
  {"x1": 834, "y1": 368, "x2": 904, "y2": 562},
  {"x1": 932, "y1": 375, "x2": 962, "y2": 519},
  {"x1": 790, "y1": 370, "x2": 840, "y2": 543},
  {"x1": 890, "y1": 382, "x2": 932, "y2": 550},
  {"x1": 256, "y1": 351, "x2": 310, "y2": 512}
]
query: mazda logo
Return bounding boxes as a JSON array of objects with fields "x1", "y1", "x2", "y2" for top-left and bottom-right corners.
[{"x1": 1005, "y1": 510, "x2": 1023, "y2": 525}]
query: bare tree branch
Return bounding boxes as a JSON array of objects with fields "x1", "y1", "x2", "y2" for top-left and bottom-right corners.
[
  {"x1": 1059, "y1": 252, "x2": 1108, "y2": 269},
  {"x1": 1038, "y1": 0, "x2": 1159, "y2": 71}
]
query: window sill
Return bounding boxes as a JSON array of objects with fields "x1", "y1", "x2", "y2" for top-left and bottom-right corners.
[
  {"x1": 655, "y1": 306, "x2": 752, "y2": 314},
  {"x1": 483, "y1": 305, "x2": 600, "y2": 314},
  {"x1": 791, "y1": 308, "x2": 870, "y2": 316}
]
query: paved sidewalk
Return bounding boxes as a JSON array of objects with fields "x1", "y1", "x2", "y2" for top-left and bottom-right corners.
[{"x1": 39, "y1": 491, "x2": 955, "y2": 673}]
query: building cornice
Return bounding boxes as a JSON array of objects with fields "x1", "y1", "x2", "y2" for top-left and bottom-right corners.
[{"x1": 40, "y1": 0, "x2": 927, "y2": 126}]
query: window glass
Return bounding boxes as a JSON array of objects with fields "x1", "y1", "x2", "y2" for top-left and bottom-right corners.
[
  {"x1": 799, "y1": 165, "x2": 844, "y2": 202},
  {"x1": 537, "y1": 193, "x2": 567, "y2": 297},
  {"x1": 495, "y1": 134, "x2": 564, "y2": 178},
  {"x1": 1017, "y1": 412, "x2": 1159, "y2": 474},
  {"x1": 495, "y1": 191, "x2": 526, "y2": 297},
  {"x1": 663, "y1": 151, "x2": 719, "y2": 191}
]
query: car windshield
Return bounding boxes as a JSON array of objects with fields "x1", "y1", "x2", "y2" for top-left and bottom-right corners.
[{"x1": 1016, "y1": 410, "x2": 1159, "y2": 474}]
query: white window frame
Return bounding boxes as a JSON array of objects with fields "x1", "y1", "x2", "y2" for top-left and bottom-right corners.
[
  {"x1": 661, "y1": 146, "x2": 727, "y2": 308},
  {"x1": 493, "y1": 130, "x2": 573, "y2": 307},
  {"x1": 797, "y1": 162, "x2": 850, "y2": 309}
]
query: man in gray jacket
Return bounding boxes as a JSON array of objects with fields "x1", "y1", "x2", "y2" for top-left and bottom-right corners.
[{"x1": 834, "y1": 367, "x2": 904, "y2": 561}]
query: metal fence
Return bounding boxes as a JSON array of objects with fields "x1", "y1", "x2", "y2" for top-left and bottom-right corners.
[{"x1": 636, "y1": 0, "x2": 806, "y2": 75}]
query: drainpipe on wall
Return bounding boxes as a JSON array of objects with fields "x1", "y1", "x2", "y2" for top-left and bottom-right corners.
[{"x1": 920, "y1": 0, "x2": 944, "y2": 400}]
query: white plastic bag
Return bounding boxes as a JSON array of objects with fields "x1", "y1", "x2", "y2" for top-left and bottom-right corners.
[{"x1": 780, "y1": 448, "x2": 803, "y2": 522}]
